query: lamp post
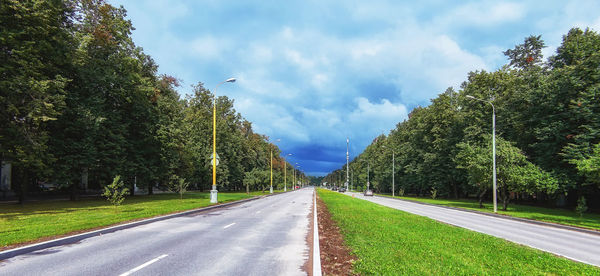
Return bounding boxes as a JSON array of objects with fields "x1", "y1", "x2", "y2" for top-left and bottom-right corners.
[
  {"x1": 211, "y1": 77, "x2": 236, "y2": 204},
  {"x1": 346, "y1": 137, "x2": 350, "y2": 191},
  {"x1": 284, "y1": 153, "x2": 292, "y2": 191},
  {"x1": 466, "y1": 95, "x2": 497, "y2": 213}
]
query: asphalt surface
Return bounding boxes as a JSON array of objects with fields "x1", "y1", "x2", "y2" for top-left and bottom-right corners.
[
  {"x1": 348, "y1": 192, "x2": 600, "y2": 267},
  {"x1": 0, "y1": 189, "x2": 314, "y2": 276}
]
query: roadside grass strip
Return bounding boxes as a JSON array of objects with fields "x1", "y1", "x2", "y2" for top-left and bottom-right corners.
[
  {"x1": 0, "y1": 192, "x2": 252, "y2": 248},
  {"x1": 377, "y1": 194, "x2": 600, "y2": 231},
  {"x1": 318, "y1": 189, "x2": 600, "y2": 275}
]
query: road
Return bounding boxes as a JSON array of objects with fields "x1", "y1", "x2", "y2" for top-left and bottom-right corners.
[
  {"x1": 0, "y1": 189, "x2": 314, "y2": 276},
  {"x1": 348, "y1": 192, "x2": 600, "y2": 267}
]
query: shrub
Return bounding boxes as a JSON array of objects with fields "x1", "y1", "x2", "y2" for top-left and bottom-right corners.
[
  {"x1": 430, "y1": 187, "x2": 438, "y2": 199},
  {"x1": 102, "y1": 175, "x2": 129, "y2": 209},
  {"x1": 576, "y1": 196, "x2": 588, "y2": 217}
]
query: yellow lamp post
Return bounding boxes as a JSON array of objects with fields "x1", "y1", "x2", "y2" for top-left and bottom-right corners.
[{"x1": 210, "y1": 77, "x2": 236, "y2": 204}]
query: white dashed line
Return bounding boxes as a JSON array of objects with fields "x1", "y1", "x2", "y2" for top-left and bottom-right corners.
[
  {"x1": 119, "y1": 254, "x2": 168, "y2": 276},
  {"x1": 223, "y1": 223, "x2": 236, "y2": 229}
]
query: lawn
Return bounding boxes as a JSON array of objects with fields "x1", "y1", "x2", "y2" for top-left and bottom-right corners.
[
  {"x1": 318, "y1": 189, "x2": 600, "y2": 275},
  {"x1": 0, "y1": 192, "x2": 253, "y2": 248},
  {"x1": 377, "y1": 193, "x2": 600, "y2": 231}
]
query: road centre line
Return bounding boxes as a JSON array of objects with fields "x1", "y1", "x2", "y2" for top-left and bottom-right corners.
[
  {"x1": 119, "y1": 254, "x2": 168, "y2": 276},
  {"x1": 223, "y1": 222, "x2": 236, "y2": 229}
]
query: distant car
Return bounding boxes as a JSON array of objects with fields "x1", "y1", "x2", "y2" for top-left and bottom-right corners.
[
  {"x1": 332, "y1": 186, "x2": 338, "y2": 191},
  {"x1": 364, "y1": 189, "x2": 373, "y2": 196},
  {"x1": 338, "y1": 187, "x2": 346, "y2": 193},
  {"x1": 38, "y1": 182, "x2": 58, "y2": 192}
]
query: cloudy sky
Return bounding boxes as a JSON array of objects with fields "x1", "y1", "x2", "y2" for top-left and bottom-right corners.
[{"x1": 109, "y1": 0, "x2": 599, "y2": 176}]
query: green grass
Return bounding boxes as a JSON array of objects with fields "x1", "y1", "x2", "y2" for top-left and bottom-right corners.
[
  {"x1": 318, "y1": 189, "x2": 600, "y2": 275},
  {"x1": 377, "y1": 193, "x2": 600, "y2": 231},
  {"x1": 0, "y1": 192, "x2": 252, "y2": 248}
]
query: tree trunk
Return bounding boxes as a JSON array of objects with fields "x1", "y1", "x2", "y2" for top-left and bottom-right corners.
[
  {"x1": 453, "y1": 182, "x2": 459, "y2": 199},
  {"x1": 70, "y1": 182, "x2": 78, "y2": 201},
  {"x1": 478, "y1": 187, "x2": 487, "y2": 208},
  {"x1": 148, "y1": 182, "x2": 154, "y2": 195},
  {"x1": 246, "y1": 183, "x2": 249, "y2": 195},
  {"x1": 502, "y1": 186, "x2": 509, "y2": 211}
]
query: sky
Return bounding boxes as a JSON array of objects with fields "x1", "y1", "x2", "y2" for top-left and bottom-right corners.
[{"x1": 109, "y1": 0, "x2": 600, "y2": 176}]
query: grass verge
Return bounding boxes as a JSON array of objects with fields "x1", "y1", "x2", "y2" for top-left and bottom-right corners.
[
  {"x1": 376, "y1": 193, "x2": 600, "y2": 231},
  {"x1": 318, "y1": 189, "x2": 600, "y2": 275},
  {"x1": 0, "y1": 192, "x2": 252, "y2": 248}
]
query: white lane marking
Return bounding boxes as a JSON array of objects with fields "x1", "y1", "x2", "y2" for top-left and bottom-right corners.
[
  {"x1": 223, "y1": 223, "x2": 236, "y2": 229},
  {"x1": 119, "y1": 254, "x2": 168, "y2": 276},
  {"x1": 256, "y1": 210, "x2": 261, "y2": 214}
]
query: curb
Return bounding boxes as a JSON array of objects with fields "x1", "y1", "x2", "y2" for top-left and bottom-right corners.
[
  {"x1": 371, "y1": 194, "x2": 600, "y2": 237},
  {"x1": 0, "y1": 195, "x2": 270, "y2": 261},
  {"x1": 313, "y1": 189, "x2": 322, "y2": 276}
]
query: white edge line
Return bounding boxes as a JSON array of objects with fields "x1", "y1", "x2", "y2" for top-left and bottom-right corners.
[
  {"x1": 313, "y1": 189, "x2": 322, "y2": 276},
  {"x1": 119, "y1": 254, "x2": 168, "y2": 276},
  {"x1": 224, "y1": 222, "x2": 236, "y2": 229}
]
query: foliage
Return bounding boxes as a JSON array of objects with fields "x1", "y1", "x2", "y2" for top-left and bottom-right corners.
[
  {"x1": 317, "y1": 189, "x2": 599, "y2": 275},
  {"x1": 102, "y1": 175, "x2": 129, "y2": 208},
  {"x1": 576, "y1": 196, "x2": 588, "y2": 217},
  {"x1": 430, "y1": 187, "x2": 437, "y2": 199},
  {"x1": 572, "y1": 143, "x2": 600, "y2": 187},
  {"x1": 167, "y1": 175, "x2": 189, "y2": 199}
]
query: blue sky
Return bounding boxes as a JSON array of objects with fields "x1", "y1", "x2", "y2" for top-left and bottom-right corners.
[{"x1": 109, "y1": 0, "x2": 600, "y2": 176}]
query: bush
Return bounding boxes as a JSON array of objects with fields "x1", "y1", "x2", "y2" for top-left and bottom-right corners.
[
  {"x1": 576, "y1": 196, "x2": 588, "y2": 217},
  {"x1": 168, "y1": 175, "x2": 189, "y2": 199},
  {"x1": 398, "y1": 188, "x2": 405, "y2": 197},
  {"x1": 102, "y1": 175, "x2": 129, "y2": 209},
  {"x1": 430, "y1": 187, "x2": 438, "y2": 199}
]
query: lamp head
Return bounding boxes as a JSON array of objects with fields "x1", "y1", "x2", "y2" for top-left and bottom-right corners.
[{"x1": 225, "y1": 78, "x2": 236, "y2": 83}]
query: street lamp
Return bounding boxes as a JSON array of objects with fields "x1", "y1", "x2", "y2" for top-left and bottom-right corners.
[
  {"x1": 466, "y1": 94, "x2": 497, "y2": 213},
  {"x1": 346, "y1": 137, "x2": 350, "y2": 191},
  {"x1": 284, "y1": 153, "x2": 292, "y2": 191},
  {"x1": 211, "y1": 77, "x2": 236, "y2": 204}
]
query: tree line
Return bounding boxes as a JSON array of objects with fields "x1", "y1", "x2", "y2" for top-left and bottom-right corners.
[
  {"x1": 0, "y1": 0, "x2": 304, "y2": 203},
  {"x1": 325, "y1": 29, "x2": 600, "y2": 211}
]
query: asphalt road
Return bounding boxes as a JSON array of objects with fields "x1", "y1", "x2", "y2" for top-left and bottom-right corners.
[
  {"x1": 0, "y1": 189, "x2": 314, "y2": 276},
  {"x1": 348, "y1": 192, "x2": 600, "y2": 267}
]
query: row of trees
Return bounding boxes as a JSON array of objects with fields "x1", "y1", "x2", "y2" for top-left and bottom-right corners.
[
  {"x1": 325, "y1": 28, "x2": 600, "y2": 210},
  {"x1": 0, "y1": 0, "x2": 304, "y2": 203}
]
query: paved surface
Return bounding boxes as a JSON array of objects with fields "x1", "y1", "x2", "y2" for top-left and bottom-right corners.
[
  {"x1": 0, "y1": 189, "x2": 314, "y2": 276},
  {"x1": 348, "y1": 192, "x2": 600, "y2": 267}
]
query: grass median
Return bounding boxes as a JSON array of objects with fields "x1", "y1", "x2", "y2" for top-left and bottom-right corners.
[
  {"x1": 376, "y1": 193, "x2": 600, "y2": 231},
  {"x1": 0, "y1": 192, "x2": 253, "y2": 248},
  {"x1": 318, "y1": 189, "x2": 600, "y2": 275}
]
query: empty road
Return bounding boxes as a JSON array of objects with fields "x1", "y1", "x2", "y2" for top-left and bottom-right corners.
[
  {"x1": 0, "y1": 189, "x2": 314, "y2": 276},
  {"x1": 348, "y1": 192, "x2": 600, "y2": 267}
]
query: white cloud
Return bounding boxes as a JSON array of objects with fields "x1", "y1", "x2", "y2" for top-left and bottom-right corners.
[{"x1": 439, "y1": 2, "x2": 526, "y2": 27}]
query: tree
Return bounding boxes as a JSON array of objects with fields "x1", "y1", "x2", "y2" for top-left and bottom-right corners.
[
  {"x1": 102, "y1": 175, "x2": 129, "y2": 209},
  {"x1": 572, "y1": 143, "x2": 600, "y2": 187},
  {"x1": 0, "y1": 0, "x2": 76, "y2": 203},
  {"x1": 167, "y1": 175, "x2": 189, "y2": 199}
]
